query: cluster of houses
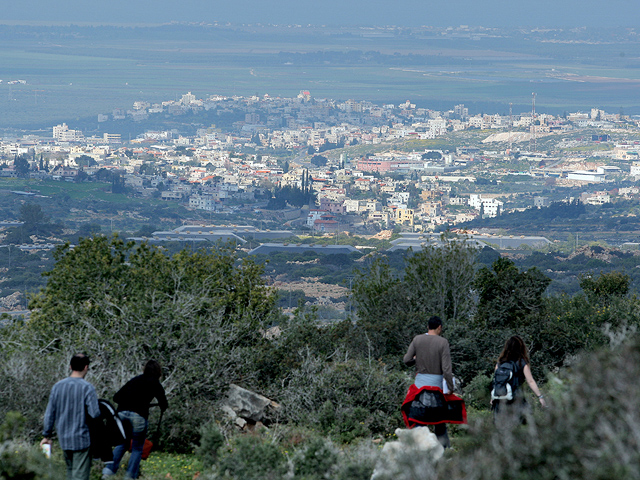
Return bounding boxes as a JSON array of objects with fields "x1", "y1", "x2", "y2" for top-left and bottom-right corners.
[
  {"x1": 85, "y1": 90, "x2": 639, "y2": 153},
  {"x1": 1, "y1": 90, "x2": 640, "y2": 233}
]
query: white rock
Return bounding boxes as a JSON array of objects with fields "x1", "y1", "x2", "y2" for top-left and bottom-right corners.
[
  {"x1": 220, "y1": 405, "x2": 237, "y2": 420},
  {"x1": 371, "y1": 427, "x2": 444, "y2": 480},
  {"x1": 222, "y1": 384, "x2": 272, "y2": 422}
]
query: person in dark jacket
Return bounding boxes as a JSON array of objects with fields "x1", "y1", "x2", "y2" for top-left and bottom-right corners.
[{"x1": 102, "y1": 360, "x2": 168, "y2": 480}]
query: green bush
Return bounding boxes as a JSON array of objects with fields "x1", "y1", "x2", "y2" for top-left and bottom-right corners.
[
  {"x1": 195, "y1": 421, "x2": 225, "y2": 468},
  {"x1": 210, "y1": 433, "x2": 287, "y2": 480},
  {"x1": 0, "y1": 441, "x2": 64, "y2": 480},
  {"x1": 159, "y1": 399, "x2": 218, "y2": 453},
  {"x1": 0, "y1": 412, "x2": 26, "y2": 442},
  {"x1": 333, "y1": 441, "x2": 378, "y2": 480},
  {"x1": 277, "y1": 355, "x2": 408, "y2": 442},
  {"x1": 200, "y1": 429, "x2": 379, "y2": 480},
  {"x1": 462, "y1": 373, "x2": 492, "y2": 411},
  {"x1": 437, "y1": 334, "x2": 640, "y2": 480},
  {"x1": 291, "y1": 437, "x2": 338, "y2": 479}
]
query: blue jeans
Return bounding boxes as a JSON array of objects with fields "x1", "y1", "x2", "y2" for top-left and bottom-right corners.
[{"x1": 106, "y1": 411, "x2": 148, "y2": 479}]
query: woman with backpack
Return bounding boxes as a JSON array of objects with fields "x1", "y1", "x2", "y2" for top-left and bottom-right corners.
[{"x1": 491, "y1": 335, "x2": 546, "y2": 427}]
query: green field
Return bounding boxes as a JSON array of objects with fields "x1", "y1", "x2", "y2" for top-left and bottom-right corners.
[
  {"x1": 2, "y1": 24, "x2": 640, "y2": 130},
  {"x1": 0, "y1": 178, "x2": 190, "y2": 233}
]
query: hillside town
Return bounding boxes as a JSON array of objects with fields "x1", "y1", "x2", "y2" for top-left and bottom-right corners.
[{"x1": 2, "y1": 91, "x2": 640, "y2": 237}]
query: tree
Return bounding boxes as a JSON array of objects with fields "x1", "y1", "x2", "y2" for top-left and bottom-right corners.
[
  {"x1": 422, "y1": 151, "x2": 442, "y2": 160},
  {"x1": 75, "y1": 155, "x2": 97, "y2": 167},
  {"x1": 403, "y1": 234, "x2": 478, "y2": 323},
  {"x1": 351, "y1": 234, "x2": 478, "y2": 360},
  {"x1": 74, "y1": 170, "x2": 89, "y2": 182},
  {"x1": 94, "y1": 168, "x2": 114, "y2": 182},
  {"x1": 579, "y1": 271, "x2": 630, "y2": 305},
  {"x1": 111, "y1": 173, "x2": 126, "y2": 194},
  {"x1": 350, "y1": 256, "x2": 408, "y2": 359},
  {"x1": 14, "y1": 203, "x2": 57, "y2": 239},
  {"x1": 135, "y1": 225, "x2": 156, "y2": 237},
  {"x1": 13, "y1": 155, "x2": 30, "y2": 177},
  {"x1": 16, "y1": 236, "x2": 281, "y2": 449},
  {"x1": 474, "y1": 257, "x2": 551, "y2": 330},
  {"x1": 76, "y1": 223, "x2": 101, "y2": 238},
  {"x1": 310, "y1": 155, "x2": 328, "y2": 167},
  {"x1": 266, "y1": 186, "x2": 315, "y2": 210},
  {"x1": 19, "y1": 203, "x2": 46, "y2": 226},
  {"x1": 139, "y1": 162, "x2": 159, "y2": 175}
]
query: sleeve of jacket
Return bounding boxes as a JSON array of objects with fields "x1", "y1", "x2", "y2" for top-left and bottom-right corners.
[
  {"x1": 403, "y1": 338, "x2": 416, "y2": 366},
  {"x1": 86, "y1": 385, "x2": 101, "y2": 419},
  {"x1": 42, "y1": 389, "x2": 57, "y2": 438},
  {"x1": 113, "y1": 382, "x2": 127, "y2": 407},
  {"x1": 155, "y1": 381, "x2": 168, "y2": 412}
]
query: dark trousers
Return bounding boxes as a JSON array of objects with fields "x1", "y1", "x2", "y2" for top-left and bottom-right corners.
[
  {"x1": 63, "y1": 447, "x2": 91, "y2": 480},
  {"x1": 434, "y1": 423, "x2": 450, "y2": 448}
]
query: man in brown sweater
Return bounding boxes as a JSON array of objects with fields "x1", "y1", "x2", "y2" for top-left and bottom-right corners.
[{"x1": 403, "y1": 315, "x2": 453, "y2": 447}]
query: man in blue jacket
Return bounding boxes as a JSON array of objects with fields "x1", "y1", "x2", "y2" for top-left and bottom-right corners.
[{"x1": 41, "y1": 353, "x2": 101, "y2": 480}]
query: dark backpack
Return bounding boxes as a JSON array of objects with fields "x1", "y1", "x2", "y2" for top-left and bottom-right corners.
[
  {"x1": 98, "y1": 399, "x2": 128, "y2": 446},
  {"x1": 491, "y1": 361, "x2": 520, "y2": 401},
  {"x1": 90, "y1": 400, "x2": 129, "y2": 461}
]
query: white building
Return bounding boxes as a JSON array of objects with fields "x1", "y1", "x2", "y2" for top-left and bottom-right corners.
[
  {"x1": 189, "y1": 194, "x2": 217, "y2": 211},
  {"x1": 53, "y1": 123, "x2": 83, "y2": 142},
  {"x1": 469, "y1": 194, "x2": 503, "y2": 218},
  {"x1": 567, "y1": 171, "x2": 605, "y2": 183}
]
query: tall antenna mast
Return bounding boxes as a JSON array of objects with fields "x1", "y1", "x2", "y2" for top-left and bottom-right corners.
[
  {"x1": 530, "y1": 92, "x2": 537, "y2": 153},
  {"x1": 508, "y1": 102, "x2": 513, "y2": 154}
]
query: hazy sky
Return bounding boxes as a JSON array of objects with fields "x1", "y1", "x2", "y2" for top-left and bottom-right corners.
[{"x1": 2, "y1": 0, "x2": 639, "y2": 28}]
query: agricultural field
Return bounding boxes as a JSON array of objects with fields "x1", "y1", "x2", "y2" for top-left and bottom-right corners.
[{"x1": 2, "y1": 24, "x2": 640, "y2": 131}]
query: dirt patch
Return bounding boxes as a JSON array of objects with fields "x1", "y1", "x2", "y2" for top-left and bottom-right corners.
[{"x1": 274, "y1": 279, "x2": 349, "y2": 304}]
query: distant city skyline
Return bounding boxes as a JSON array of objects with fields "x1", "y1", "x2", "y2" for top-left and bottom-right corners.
[{"x1": 3, "y1": 0, "x2": 639, "y2": 28}]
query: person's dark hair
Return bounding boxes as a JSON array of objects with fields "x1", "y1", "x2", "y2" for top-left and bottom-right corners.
[
  {"x1": 144, "y1": 360, "x2": 162, "y2": 379},
  {"x1": 70, "y1": 353, "x2": 90, "y2": 372},
  {"x1": 498, "y1": 335, "x2": 530, "y2": 364},
  {"x1": 428, "y1": 315, "x2": 443, "y2": 331}
]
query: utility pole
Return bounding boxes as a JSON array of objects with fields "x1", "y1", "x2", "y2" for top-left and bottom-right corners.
[
  {"x1": 508, "y1": 102, "x2": 513, "y2": 155},
  {"x1": 347, "y1": 275, "x2": 354, "y2": 317},
  {"x1": 530, "y1": 92, "x2": 537, "y2": 153}
]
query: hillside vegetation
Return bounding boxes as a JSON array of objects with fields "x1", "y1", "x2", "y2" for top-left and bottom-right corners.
[{"x1": 0, "y1": 234, "x2": 638, "y2": 479}]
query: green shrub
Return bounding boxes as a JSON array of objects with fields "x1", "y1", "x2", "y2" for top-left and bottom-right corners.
[
  {"x1": 437, "y1": 335, "x2": 640, "y2": 480},
  {"x1": 278, "y1": 355, "x2": 408, "y2": 442},
  {"x1": 0, "y1": 412, "x2": 26, "y2": 442},
  {"x1": 291, "y1": 437, "x2": 338, "y2": 479},
  {"x1": 160, "y1": 399, "x2": 217, "y2": 453},
  {"x1": 195, "y1": 421, "x2": 225, "y2": 468},
  {"x1": 0, "y1": 441, "x2": 64, "y2": 480},
  {"x1": 463, "y1": 373, "x2": 492, "y2": 411},
  {"x1": 210, "y1": 434, "x2": 287, "y2": 480},
  {"x1": 333, "y1": 441, "x2": 378, "y2": 480}
]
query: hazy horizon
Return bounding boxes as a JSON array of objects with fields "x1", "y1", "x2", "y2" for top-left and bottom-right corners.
[{"x1": 3, "y1": 0, "x2": 640, "y2": 28}]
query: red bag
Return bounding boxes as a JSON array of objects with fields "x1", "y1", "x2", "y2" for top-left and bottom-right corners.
[{"x1": 128, "y1": 439, "x2": 153, "y2": 460}]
